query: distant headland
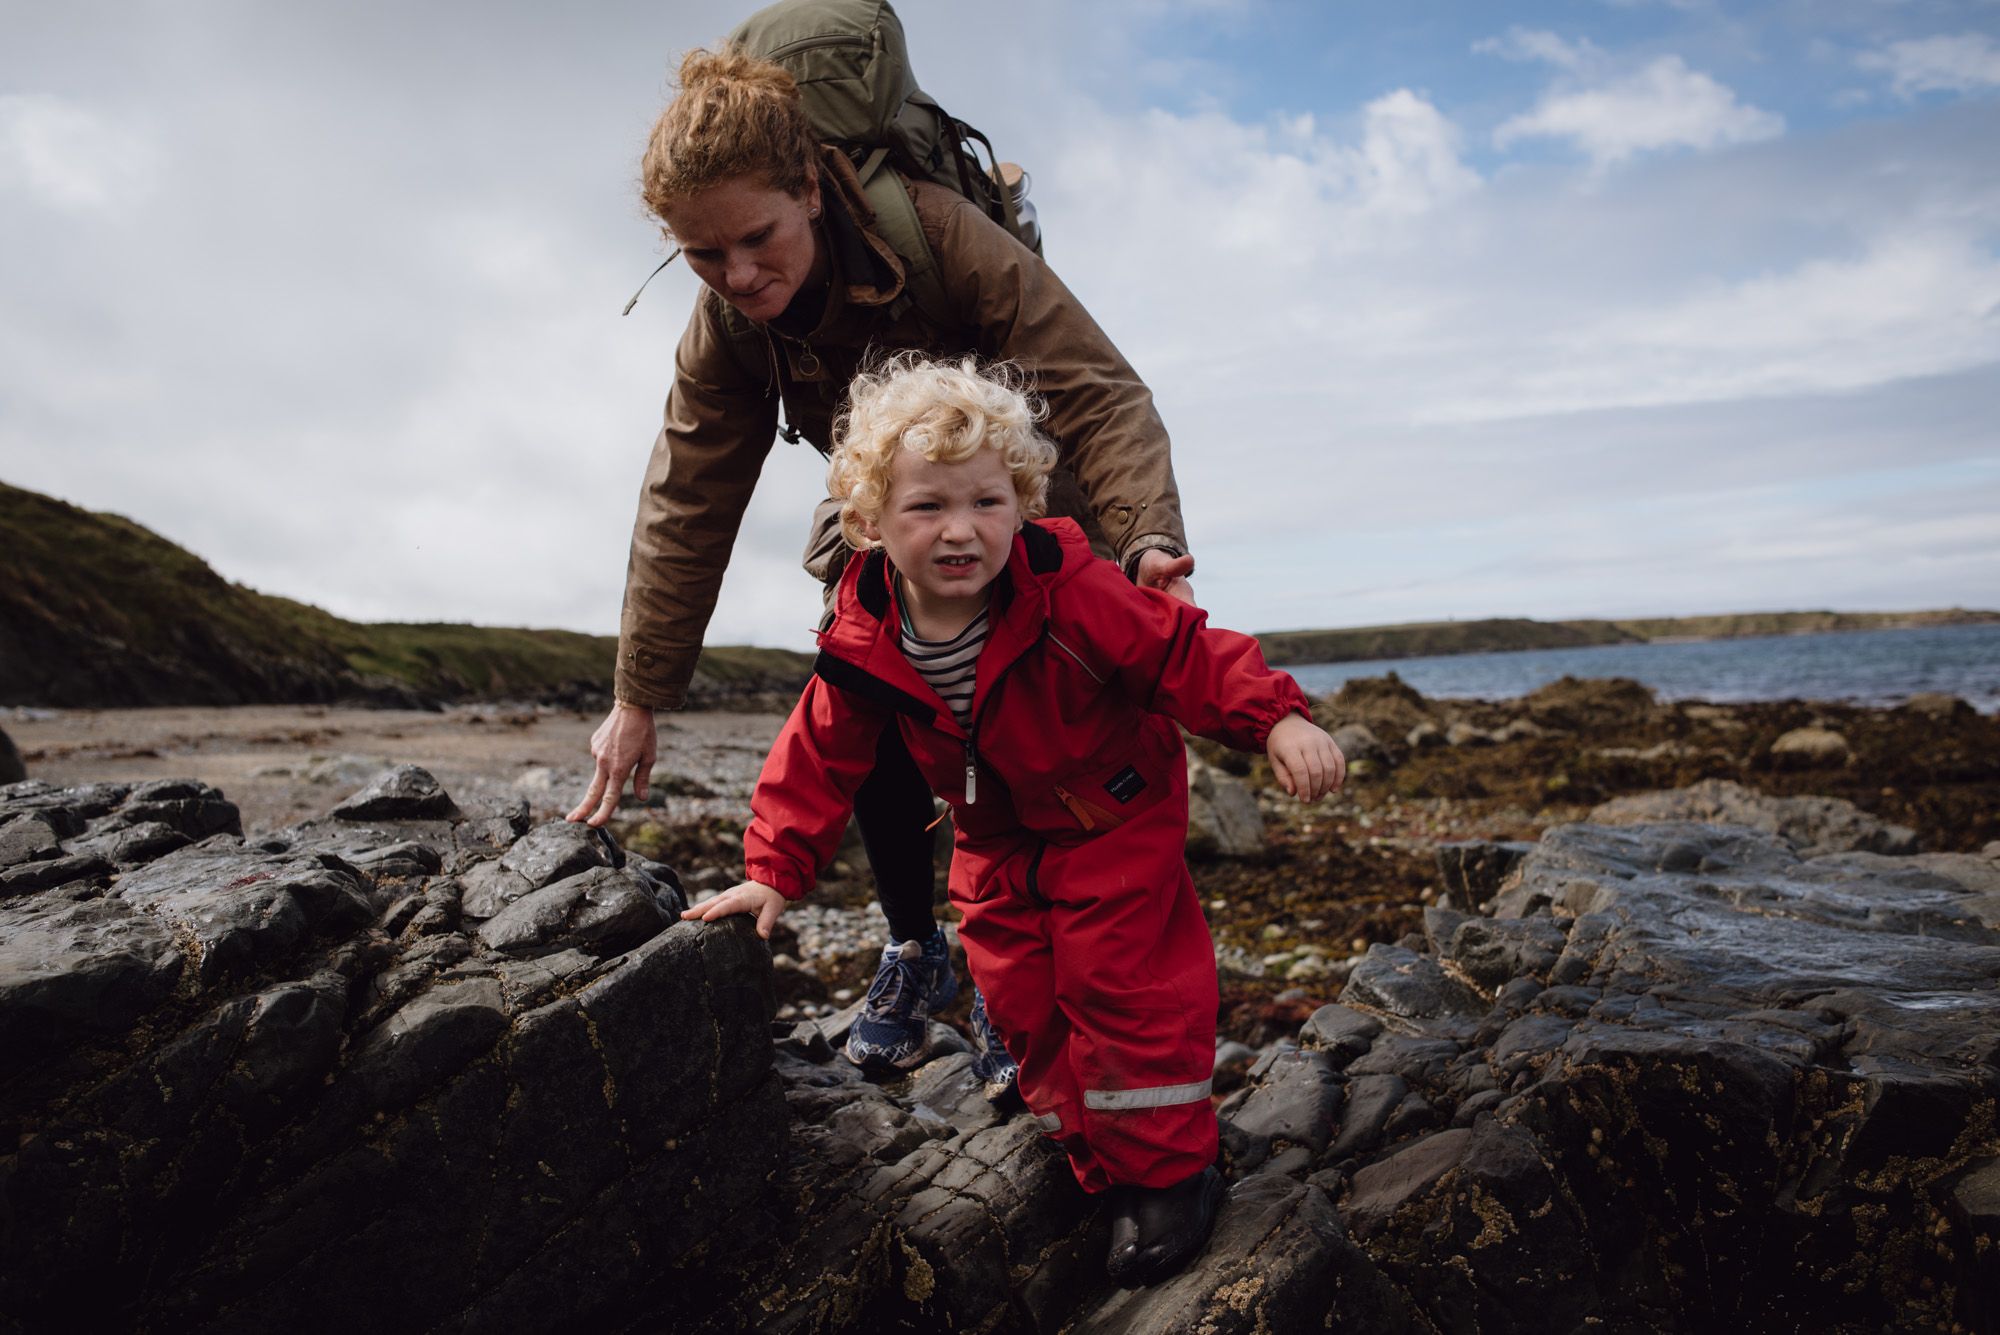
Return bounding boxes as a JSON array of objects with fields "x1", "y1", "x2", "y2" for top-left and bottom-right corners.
[
  {"x1": 5, "y1": 479, "x2": 1991, "y2": 708},
  {"x1": 1254, "y1": 609, "x2": 2000, "y2": 667}
]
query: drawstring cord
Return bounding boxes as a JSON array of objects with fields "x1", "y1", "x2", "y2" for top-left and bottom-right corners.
[{"x1": 620, "y1": 249, "x2": 681, "y2": 316}]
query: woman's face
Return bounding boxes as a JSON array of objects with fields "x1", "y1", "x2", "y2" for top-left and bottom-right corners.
[{"x1": 663, "y1": 175, "x2": 826, "y2": 324}]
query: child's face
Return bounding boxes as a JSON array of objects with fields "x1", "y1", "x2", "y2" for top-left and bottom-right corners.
[{"x1": 862, "y1": 446, "x2": 1021, "y2": 610}]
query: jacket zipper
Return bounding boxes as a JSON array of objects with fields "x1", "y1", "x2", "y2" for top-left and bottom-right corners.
[
  {"x1": 1024, "y1": 841, "x2": 1050, "y2": 908},
  {"x1": 959, "y1": 624, "x2": 1048, "y2": 806}
]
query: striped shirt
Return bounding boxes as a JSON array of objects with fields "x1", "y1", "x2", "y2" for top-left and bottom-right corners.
[{"x1": 896, "y1": 582, "x2": 989, "y2": 728}]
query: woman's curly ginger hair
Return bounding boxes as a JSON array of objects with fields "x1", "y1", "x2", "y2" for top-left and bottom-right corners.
[
  {"x1": 828, "y1": 355, "x2": 1059, "y2": 551},
  {"x1": 641, "y1": 47, "x2": 819, "y2": 228}
]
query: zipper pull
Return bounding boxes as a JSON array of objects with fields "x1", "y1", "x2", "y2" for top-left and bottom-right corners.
[
  {"x1": 1054, "y1": 785, "x2": 1095, "y2": 831},
  {"x1": 964, "y1": 741, "x2": 977, "y2": 805}
]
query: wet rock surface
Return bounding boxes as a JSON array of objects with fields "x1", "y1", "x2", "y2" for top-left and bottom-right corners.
[
  {"x1": 667, "y1": 816, "x2": 1999, "y2": 1333},
  {"x1": 8, "y1": 702, "x2": 2000, "y2": 1332},
  {"x1": 0, "y1": 769, "x2": 780, "y2": 1334},
  {"x1": 1590, "y1": 776, "x2": 1917, "y2": 857}
]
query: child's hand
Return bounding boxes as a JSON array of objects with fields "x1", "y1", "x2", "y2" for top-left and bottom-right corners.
[
  {"x1": 680, "y1": 879, "x2": 790, "y2": 939},
  {"x1": 1266, "y1": 713, "x2": 1346, "y2": 802}
]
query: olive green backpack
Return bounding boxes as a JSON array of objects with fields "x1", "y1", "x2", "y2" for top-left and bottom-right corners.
[{"x1": 728, "y1": 0, "x2": 1041, "y2": 324}]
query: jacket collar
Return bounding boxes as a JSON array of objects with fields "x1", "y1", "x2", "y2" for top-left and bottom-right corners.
[{"x1": 818, "y1": 519, "x2": 1082, "y2": 734}]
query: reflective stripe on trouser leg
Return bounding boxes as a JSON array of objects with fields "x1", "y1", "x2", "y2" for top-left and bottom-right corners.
[{"x1": 1084, "y1": 1078, "x2": 1213, "y2": 1111}]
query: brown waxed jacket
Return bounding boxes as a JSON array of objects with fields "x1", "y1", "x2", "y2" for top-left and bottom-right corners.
[{"x1": 615, "y1": 148, "x2": 1188, "y2": 709}]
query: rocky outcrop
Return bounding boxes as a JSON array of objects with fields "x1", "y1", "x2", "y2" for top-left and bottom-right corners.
[
  {"x1": 0, "y1": 770, "x2": 778, "y2": 1334},
  {"x1": 1207, "y1": 821, "x2": 2000, "y2": 1333},
  {"x1": 679, "y1": 816, "x2": 1999, "y2": 1332},
  {"x1": 9, "y1": 762, "x2": 1998, "y2": 1332},
  {"x1": 1185, "y1": 755, "x2": 1264, "y2": 859},
  {"x1": 1589, "y1": 776, "x2": 1918, "y2": 857},
  {"x1": 0, "y1": 726, "x2": 23, "y2": 784}
]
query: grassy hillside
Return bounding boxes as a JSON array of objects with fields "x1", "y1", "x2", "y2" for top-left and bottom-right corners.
[
  {"x1": 0, "y1": 480, "x2": 810, "y2": 708},
  {"x1": 1255, "y1": 618, "x2": 1637, "y2": 667},
  {"x1": 1593, "y1": 609, "x2": 2000, "y2": 641},
  {"x1": 1256, "y1": 608, "x2": 2000, "y2": 667}
]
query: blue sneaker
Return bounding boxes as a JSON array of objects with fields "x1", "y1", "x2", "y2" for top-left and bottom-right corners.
[
  {"x1": 968, "y1": 985, "x2": 1019, "y2": 1103},
  {"x1": 845, "y1": 928, "x2": 959, "y2": 1073}
]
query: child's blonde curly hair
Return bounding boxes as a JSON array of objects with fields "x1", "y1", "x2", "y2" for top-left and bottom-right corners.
[{"x1": 828, "y1": 355, "x2": 1059, "y2": 550}]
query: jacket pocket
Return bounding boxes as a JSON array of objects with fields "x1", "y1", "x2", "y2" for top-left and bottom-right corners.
[{"x1": 1039, "y1": 724, "x2": 1177, "y2": 838}]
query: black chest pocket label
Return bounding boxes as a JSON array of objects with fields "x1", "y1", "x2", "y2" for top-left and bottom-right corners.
[{"x1": 1103, "y1": 766, "x2": 1147, "y2": 804}]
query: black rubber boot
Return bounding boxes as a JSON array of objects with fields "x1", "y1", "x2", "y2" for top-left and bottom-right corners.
[{"x1": 1104, "y1": 1166, "x2": 1225, "y2": 1287}]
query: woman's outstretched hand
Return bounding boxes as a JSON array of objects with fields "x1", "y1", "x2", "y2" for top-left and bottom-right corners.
[{"x1": 567, "y1": 701, "x2": 658, "y2": 827}]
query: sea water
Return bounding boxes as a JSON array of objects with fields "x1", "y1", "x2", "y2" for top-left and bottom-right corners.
[{"x1": 1284, "y1": 622, "x2": 2000, "y2": 713}]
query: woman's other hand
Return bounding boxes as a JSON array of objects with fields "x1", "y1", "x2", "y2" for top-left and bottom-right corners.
[
  {"x1": 567, "y1": 702, "x2": 658, "y2": 827},
  {"x1": 1135, "y1": 548, "x2": 1197, "y2": 605},
  {"x1": 680, "y1": 880, "x2": 790, "y2": 939}
]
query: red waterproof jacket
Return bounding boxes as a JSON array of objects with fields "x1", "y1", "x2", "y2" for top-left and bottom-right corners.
[{"x1": 744, "y1": 518, "x2": 1311, "y2": 897}]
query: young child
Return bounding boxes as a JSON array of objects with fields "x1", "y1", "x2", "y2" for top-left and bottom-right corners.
[{"x1": 681, "y1": 355, "x2": 1345, "y2": 1287}]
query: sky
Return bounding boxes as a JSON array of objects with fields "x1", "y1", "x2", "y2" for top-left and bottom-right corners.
[{"x1": 3, "y1": 0, "x2": 1998, "y2": 650}]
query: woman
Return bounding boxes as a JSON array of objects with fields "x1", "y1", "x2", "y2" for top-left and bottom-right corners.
[{"x1": 568, "y1": 46, "x2": 1197, "y2": 1087}]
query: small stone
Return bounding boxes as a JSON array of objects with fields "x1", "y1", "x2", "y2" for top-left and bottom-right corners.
[
  {"x1": 1770, "y1": 727, "x2": 1850, "y2": 768},
  {"x1": 1299, "y1": 1003, "x2": 1381, "y2": 1066},
  {"x1": 0, "y1": 814, "x2": 60, "y2": 870},
  {"x1": 332, "y1": 765, "x2": 460, "y2": 822},
  {"x1": 1186, "y1": 755, "x2": 1264, "y2": 858}
]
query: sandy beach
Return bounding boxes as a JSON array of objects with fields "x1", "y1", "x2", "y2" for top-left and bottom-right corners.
[{"x1": 6, "y1": 704, "x2": 785, "y2": 835}]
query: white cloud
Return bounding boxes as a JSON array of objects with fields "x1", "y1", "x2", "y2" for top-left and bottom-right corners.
[
  {"x1": 1494, "y1": 54, "x2": 1784, "y2": 167},
  {"x1": 1858, "y1": 33, "x2": 2000, "y2": 98},
  {"x1": 1045, "y1": 87, "x2": 1476, "y2": 282},
  {"x1": 0, "y1": 94, "x2": 160, "y2": 211},
  {"x1": 1473, "y1": 28, "x2": 1603, "y2": 73},
  {"x1": 1355, "y1": 90, "x2": 1482, "y2": 215},
  {"x1": 1428, "y1": 233, "x2": 2000, "y2": 423}
]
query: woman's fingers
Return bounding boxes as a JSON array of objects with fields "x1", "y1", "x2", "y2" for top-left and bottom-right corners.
[
  {"x1": 571, "y1": 704, "x2": 658, "y2": 827},
  {"x1": 567, "y1": 765, "x2": 608, "y2": 824},
  {"x1": 1134, "y1": 550, "x2": 1199, "y2": 605},
  {"x1": 588, "y1": 769, "x2": 623, "y2": 827}
]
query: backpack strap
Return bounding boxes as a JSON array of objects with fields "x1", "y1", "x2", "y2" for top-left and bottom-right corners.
[{"x1": 858, "y1": 161, "x2": 953, "y2": 330}]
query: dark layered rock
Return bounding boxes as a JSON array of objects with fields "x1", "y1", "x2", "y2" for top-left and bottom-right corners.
[
  {"x1": 0, "y1": 725, "x2": 24, "y2": 783},
  {"x1": 0, "y1": 768, "x2": 780, "y2": 1334},
  {"x1": 1590, "y1": 777, "x2": 1919, "y2": 856},
  {"x1": 1433, "y1": 837, "x2": 1534, "y2": 907},
  {"x1": 1208, "y1": 818, "x2": 2000, "y2": 1333},
  {"x1": 10, "y1": 761, "x2": 1997, "y2": 1332}
]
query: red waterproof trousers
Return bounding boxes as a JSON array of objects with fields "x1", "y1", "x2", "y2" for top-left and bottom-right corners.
[{"x1": 955, "y1": 784, "x2": 1219, "y2": 1193}]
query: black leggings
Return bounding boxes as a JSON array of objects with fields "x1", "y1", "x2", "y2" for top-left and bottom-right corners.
[{"x1": 853, "y1": 725, "x2": 941, "y2": 943}]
